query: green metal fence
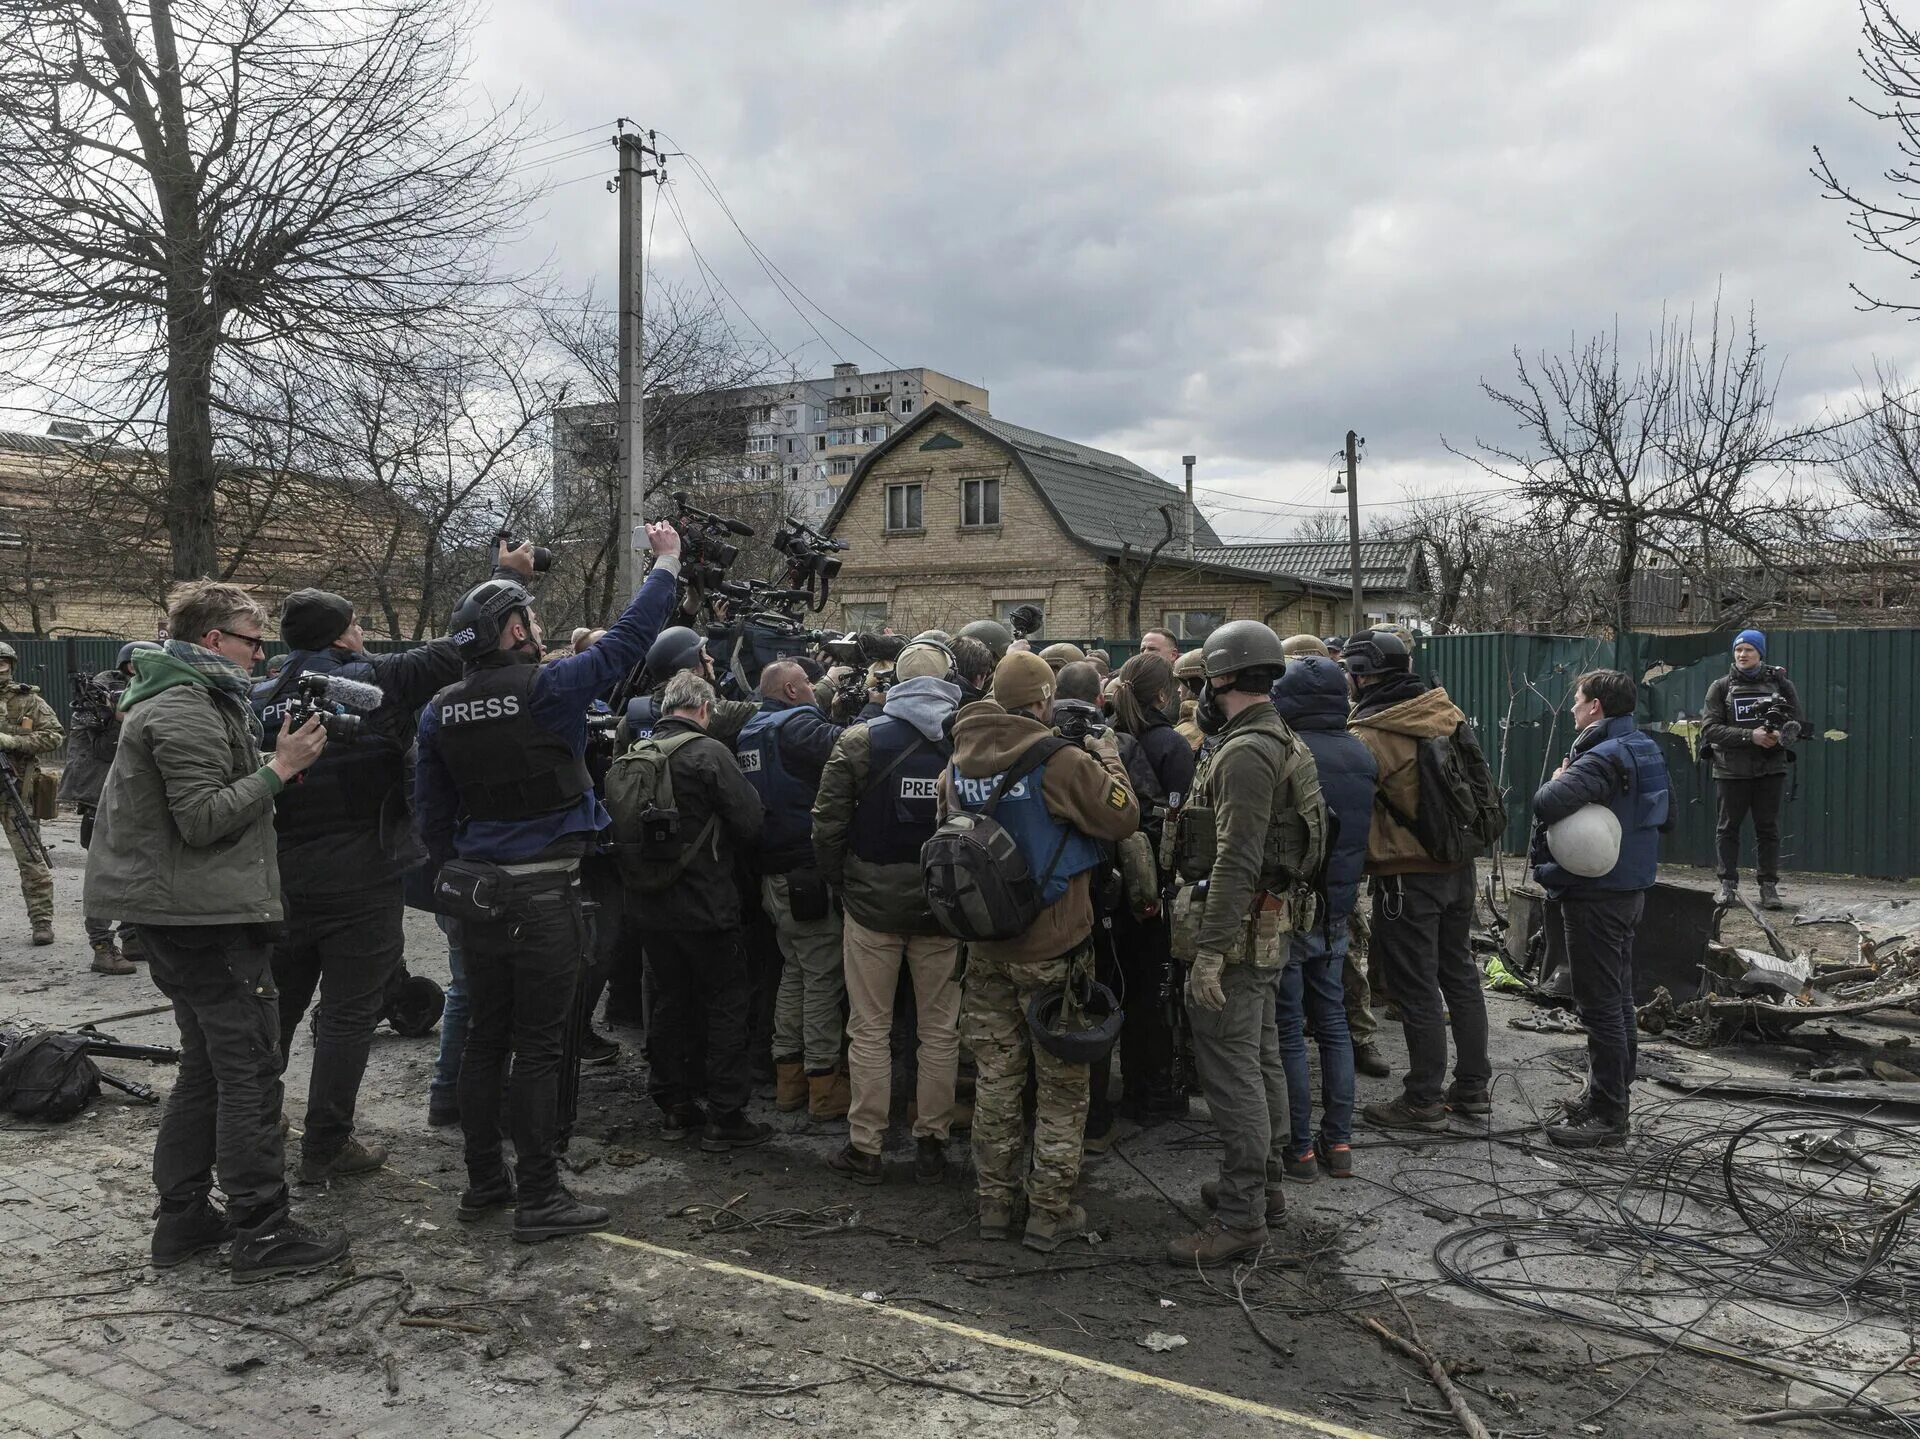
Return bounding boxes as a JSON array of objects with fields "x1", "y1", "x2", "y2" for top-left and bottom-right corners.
[{"x1": 1417, "y1": 627, "x2": 1920, "y2": 880}]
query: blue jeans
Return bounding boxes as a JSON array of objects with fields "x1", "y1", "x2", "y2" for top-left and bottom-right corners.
[
  {"x1": 430, "y1": 915, "x2": 469, "y2": 1112},
  {"x1": 1274, "y1": 924, "x2": 1356, "y2": 1151}
]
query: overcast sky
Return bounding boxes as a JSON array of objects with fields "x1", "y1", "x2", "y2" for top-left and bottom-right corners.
[{"x1": 474, "y1": 1, "x2": 1914, "y2": 541}]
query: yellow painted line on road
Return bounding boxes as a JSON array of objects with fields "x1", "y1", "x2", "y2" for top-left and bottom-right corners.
[{"x1": 590, "y1": 1229, "x2": 1392, "y2": 1437}]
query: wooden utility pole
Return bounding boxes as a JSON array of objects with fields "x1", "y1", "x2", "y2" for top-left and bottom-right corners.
[
  {"x1": 1344, "y1": 429, "x2": 1363, "y2": 634},
  {"x1": 616, "y1": 124, "x2": 661, "y2": 597}
]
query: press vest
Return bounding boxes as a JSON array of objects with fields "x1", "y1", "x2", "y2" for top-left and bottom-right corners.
[
  {"x1": 1723, "y1": 666, "x2": 1791, "y2": 730},
  {"x1": 1535, "y1": 721, "x2": 1670, "y2": 894},
  {"x1": 737, "y1": 705, "x2": 819, "y2": 859},
  {"x1": 950, "y1": 745, "x2": 1103, "y2": 907},
  {"x1": 430, "y1": 660, "x2": 592, "y2": 822},
  {"x1": 250, "y1": 651, "x2": 400, "y2": 843},
  {"x1": 624, "y1": 693, "x2": 659, "y2": 740},
  {"x1": 849, "y1": 715, "x2": 949, "y2": 865}
]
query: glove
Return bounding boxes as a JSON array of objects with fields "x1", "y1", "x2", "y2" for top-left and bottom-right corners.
[{"x1": 1186, "y1": 949, "x2": 1228, "y2": 1013}]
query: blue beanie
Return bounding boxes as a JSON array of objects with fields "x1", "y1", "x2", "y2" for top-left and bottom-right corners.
[{"x1": 1734, "y1": 628, "x2": 1766, "y2": 658}]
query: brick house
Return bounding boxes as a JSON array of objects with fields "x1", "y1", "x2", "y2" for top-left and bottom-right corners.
[{"x1": 822, "y1": 402, "x2": 1349, "y2": 643}]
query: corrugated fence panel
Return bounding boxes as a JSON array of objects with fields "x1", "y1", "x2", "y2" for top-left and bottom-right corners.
[{"x1": 1420, "y1": 628, "x2": 1920, "y2": 880}]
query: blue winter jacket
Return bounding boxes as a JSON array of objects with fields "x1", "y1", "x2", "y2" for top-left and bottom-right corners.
[
  {"x1": 1529, "y1": 713, "x2": 1671, "y2": 896},
  {"x1": 1272, "y1": 657, "x2": 1377, "y2": 925}
]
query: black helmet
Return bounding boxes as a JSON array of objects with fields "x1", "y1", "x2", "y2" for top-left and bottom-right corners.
[
  {"x1": 957, "y1": 618, "x2": 1013, "y2": 660},
  {"x1": 1341, "y1": 629, "x2": 1411, "y2": 677},
  {"x1": 645, "y1": 625, "x2": 706, "y2": 678},
  {"x1": 383, "y1": 973, "x2": 445, "y2": 1038},
  {"x1": 1025, "y1": 976, "x2": 1124, "y2": 1065},
  {"x1": 448, "y1": 578, "x2": 534, "y2": 660},
  {"x1": 1200, "y1": 619, "x2": 1287, "y2": 679},
  {"x1": 117, "y1": 640, "x2": 161, "y2": 672}
]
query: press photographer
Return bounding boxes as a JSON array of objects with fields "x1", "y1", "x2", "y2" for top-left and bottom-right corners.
[{"x1": 59, "y1": 641, "x2": 160, "y2": 970}]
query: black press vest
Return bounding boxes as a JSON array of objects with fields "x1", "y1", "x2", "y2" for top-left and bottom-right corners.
[{"x1": 431, "y1": 659, "x2": 592, "y2": 822}]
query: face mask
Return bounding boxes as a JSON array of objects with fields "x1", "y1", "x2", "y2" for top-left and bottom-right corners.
[{"x1": 1196, "y1": 682, "x2": 1229, "y2": 736}]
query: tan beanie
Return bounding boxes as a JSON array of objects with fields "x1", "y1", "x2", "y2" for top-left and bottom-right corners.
[
  {"x1": 992, "y1": 651, "x2": 1057, "y2": 710},
  {"x1": 1282, "y1": 633, "x2": 1330, "y2": 659}
]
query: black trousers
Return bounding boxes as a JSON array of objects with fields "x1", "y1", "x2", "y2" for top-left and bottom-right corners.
[
  {"x1": 1372, "y1": 864, "x2": 1488, "y2": 1109},
  {"x1": 273, "y1": 881, "x2": 405, "y2": 1162},
  {"x1": 457, "y1": 869, "x2": 590, "y2": 1199},
  {"x1": 1114, "y1": 905, "x2": 1178, "y2": 1111},
  {"x1": 1716, "y1": 774, "x2": 1786, "y2": 885},
  {"x1": 143, "y1": 924, "x2": 289, "y2": 1230},
  {"x1": 641, "y1": 926, "x2": 751, "y2": 1117},
  {"x1": 1085, "y1": 918, "x2": 1125, "y2": 1138},
  {"x1": 1555, "y1": 891, "x2": 1645, "y2": 1120}
]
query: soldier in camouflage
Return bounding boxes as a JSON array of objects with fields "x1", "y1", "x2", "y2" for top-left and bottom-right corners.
[{"x1": 0, "y1": 641, "x2": 65, "y2": 944}]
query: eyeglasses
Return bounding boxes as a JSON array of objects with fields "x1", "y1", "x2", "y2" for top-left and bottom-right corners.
[{"x1": 219, "y1": 629, "x2": 267, "y2": 654}]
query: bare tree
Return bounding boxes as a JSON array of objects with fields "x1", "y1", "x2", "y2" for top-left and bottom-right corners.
[
  {"x1": 1393, "y1": 494, "x2": 1487, "y2": 635},
  {"x1": 1284, "y1": 511, "x2": 1349, "y2": 545},
  {"x1": 1831, "y1": 363, "x2": 1920, "y2": 533},
  {"x1": 0, "y1": 0, "x2": 540, "y2": 578},
  {"x1": 1814, "y1": 1, "x2": 1920, "y2": 315},
  {"x1": 1454, "y1": 303, "x2": 1829, "y2": 637}
]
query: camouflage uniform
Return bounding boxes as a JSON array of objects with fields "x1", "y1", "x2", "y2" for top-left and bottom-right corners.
[{"x1": 1, "y1": 674, "x2": 64, "y2": 933}]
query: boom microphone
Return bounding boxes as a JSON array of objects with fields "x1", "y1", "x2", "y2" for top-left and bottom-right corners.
[{"x1": 309, "y1": 673, "x2": 386, "y2": 713}]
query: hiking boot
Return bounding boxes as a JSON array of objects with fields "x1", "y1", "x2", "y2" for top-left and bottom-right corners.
[
  {"x1": 774, "y1": 1061, "x2": 808, "y2": 1112},
  {"x1": 91, "y1": 941, "x2": 136, "y2": 976},
  {"x1": 457, "y1": 1171, "x2": 516, "y2": 1221},
  {"x1": 827, "y1": 1143, "x2": 884, "y2": 1185},
  {"x1": 700, "y1": 1111, "x2": 772, "y2": 1152},
  {"x1": 1363, "y1": 1096, "x2": 1447, "y2": 1132},
  {"x1": 580, "y1": 1029, "x2": 620, "y2": 1066},
  {"x1": 1545, "y1": 1110, "x2": 1629, "y2": 1149},
  {"x1": 1167, "y1": 1220, "x2": 1268, "y2": 1267},
  {"x1": 1760, "y1": 882, "x2": 1787, "y2": 912},
  {"x1": 658, "y1": 1103, "x2": 705, "y2": 1141},
  {"x1": 230, "y1": 1215, "x2": 349, "y2": 1284},
  {"x1": 1200, "y1": 1179, "x2": 1285, "y2": 1217},
  {"x1": 1352, "y1": 1042, "x2": 1392, "y2": 1078},
  {"x1": 1281, "y1": 1150, "x2": 1320, "y2": 1183},
  {"x1": 807, "y1": 1069, "x2": 851, "y2": 1120},
  {"x1": 31, "y1": 921, "x2": 53, "y2": 946},
  {"x1": 297, "y1": 1136, "x2": 388, "y2": 1185},
  {"x1": 1082, "y1": 1123, "x2": 1116, "y2": 1158},
  {"x1": 1715, "y1": 880, "x2": 1738, "y2": 906},
  {"x1": 1022, "y1": 1204, "x2": 1091, "y2": 1253},
  {"x1": 1316, "y1": 1143, "x2": 1354, "y2": 1179},
  {"x1": 427, "y1": 1097, "x2": 460, "y2": 1129},
  {"x1": 150, "y1": 1198, "x2": 232, "y2": 1268},
  {"x1": 914, "y1": 1135, "x2": 948, "y2": 1186},
  {"x1": 512, "y1": 1186, "x2": 609, "y2": 1243},
  {"x1": 1445, "y1": 1082, "x2": 1493, "y2": 1116},
  {"x1": 979, "y1": 1199, "x2": 1017, "y2": 1240}
]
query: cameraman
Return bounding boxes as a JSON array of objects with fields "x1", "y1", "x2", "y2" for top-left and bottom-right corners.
[
  {"x1": 414, "y1": 522, "x2": 682, "y2": 1243},
  {"x1": 250, "y1": 560, "x2": 531, "y2": 1185},
  {"x1": 61, "y1": 641, "x2": 160, "y2": 972},
  {"x1": 1700, "y1": 629, "x2": 1802, "y2": 910}
]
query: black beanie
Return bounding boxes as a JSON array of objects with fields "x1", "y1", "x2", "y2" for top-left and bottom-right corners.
[{"x1": 280, "y1": 588, "x2": 355, "y2": 652}]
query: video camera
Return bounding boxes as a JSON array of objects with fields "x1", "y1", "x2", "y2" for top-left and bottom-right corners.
[
  {"x1": 1009, "y1": 603, "x2": 1044, "y2": 640},
  {"x1": 69, "y1": 670, "x2": 120, "y2": 726},
  {"x1": 771, "y1": 515, "x2": 847, "y2": 614},
  {"x1": 284, "y1": 672, "x2": 383, "y2": 742},
  {"x1": 1758, "y1": 697, "x2": 1801, "y2": 744},
  {"x1": 671, "y1": 491, "x2": 754, "y2": 590},
  {"x1": 1052, "y1": 698, "x2": 1110, "y2": 746}
]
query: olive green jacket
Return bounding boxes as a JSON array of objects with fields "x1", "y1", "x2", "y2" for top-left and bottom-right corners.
[{"x1": 0, "y1": 683, "x2": 63, "y2": 771}]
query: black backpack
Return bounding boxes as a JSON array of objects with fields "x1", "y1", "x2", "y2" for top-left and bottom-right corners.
[
  {"x1": 922, "y1": 738, "x2": 1072, "y2": 942},
  {"x1": 0, "y1": 1031, "x2": 102, "y2": 1121},
  {"x1": 1375, "y1": 720, "x2": 1508, "y2": 865}
]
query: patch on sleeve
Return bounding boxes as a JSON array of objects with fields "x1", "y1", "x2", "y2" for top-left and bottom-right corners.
[{"x1": 1106, "y1": 783, "x2": 1130, "y2": 810}]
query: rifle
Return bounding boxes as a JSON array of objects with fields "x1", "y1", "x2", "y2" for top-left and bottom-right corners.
[
  {"x1": 0, "y1": 751, "x2": 49, "y2": 868},
  {"x1": 0, "y1": 1028, "x2": 178, "y2": 1106}
]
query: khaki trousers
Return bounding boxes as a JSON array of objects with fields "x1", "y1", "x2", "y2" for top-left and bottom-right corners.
[{"x1": 842, "y1": 914, "x2": 961, "y2": 1156}]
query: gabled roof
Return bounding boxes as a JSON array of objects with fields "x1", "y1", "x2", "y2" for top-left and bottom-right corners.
[
  {"x1": 825, "y1": 401, "x2": 1222, "y2": 556},
  {"x1": 1195, "y1": 538, "x2": 1427, "y2": 593}
]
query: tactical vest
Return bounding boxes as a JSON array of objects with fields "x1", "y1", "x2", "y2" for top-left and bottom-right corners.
[
  {"x1": 1723, "y1": 667, "x2": 1791, "y2": 730},
  {"x1": 623, "y1": 693, "x2": 660, "y2": 740},
  {"x1": 430, "y1": 659, "x2": 592, "y2": 822},
  {"x1": 949, "y1": 746, "x2": 1103, "y2": 907},
  {"x1": 251, "y1": 651, "x2": 400, "y2": 842},
  {"x1": 1535, "y1": 725, "x2": 1670, "y2": 893},
  {"x1": 849, "y1": 715, "x2": 950, "y2": 865},
  {"x1": 1173, "y1": 724, "x2": 1322, "y2": 891},
  {"x1": 737, "y1": 705, "x2": 819, "y2": 858}
]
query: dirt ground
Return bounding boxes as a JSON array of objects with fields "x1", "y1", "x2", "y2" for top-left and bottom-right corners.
[{"x1": 4, "y1": 818, "x2": 1918, "y2": 1439}]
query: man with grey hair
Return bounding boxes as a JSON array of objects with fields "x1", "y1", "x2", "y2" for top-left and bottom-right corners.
[{"x1": 613, "y1": 669, "x2": 766, "y2": 1147}]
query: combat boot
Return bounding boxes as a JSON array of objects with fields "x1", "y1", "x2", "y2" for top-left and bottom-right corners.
[
  {"x1": 1167, "y1": 1219, "x2": 1268, "y2": 1267},
  {"x1": 701, "y1": 1111, "x2": 772, "y2": 1152},
  {"x1": 807, "y1": 1068, "x2": 850, "y2": 1120},
  {"x1": 1715, "y1": 880, "x2": 1738, "y2": 906},
  {"x1": 150, "y1": 1198, "x2": 232, "y2": 1268},
  {"x1": 512, "y1": 1186, "x2": 609, "y2": 1243},
  {"x1": 774, "y1": 1061, "x2": 808, "y2": 1112},
  {"x1": 978, "y1": 1193, "x2": 1026, "y2": 1240},
  {"x1": 31, "y1": 920, "x2": 53, "y2": 946},
  {"x1": 298, "y1": 1136, "x2": 388, "y2": 1185},
  {"x1": 91, "y1": 940, "x2": 135, "y2": 976},
  {"x1": 1021, "y1": 1203, "x2": 1091, "y2": 1253},
  {"x1": 1760, "y1": 882, "x2": 1788, "y2": 911},
  {"x1": 1352, "y1": 1042, "x2": 1392, "y2": 1078},
  {"x1": 827, "y1": 1143, "x2": 884, "y2": 1185},
  {"x1": 457, "y1": 1170, "x2": 516, "y2": 1221}
]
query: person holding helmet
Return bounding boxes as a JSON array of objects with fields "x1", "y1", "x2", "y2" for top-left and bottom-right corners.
[
  {"x1": 1529, "y1": 669, "x2": 1670, "y2": 1148},
  {"x1": 60, "y1": 639, "x2": 160, "y2": 971},
  {"x1": 943, "y1": 650, "x2": 1140, "y2": 1251},
  {"x1": 1345, "y1": 629, "x2": 1493, "y2": 1133},
  {"x1": 621, "y1": 625, "x2": 757, "y2": 746},
  {"x1": 1163, "y1": 620, "x2": 1326, "y2": 1266},
  {"x1": 0, "y1": 639, "x2": 62, "y2": 946},
  {"x1": 812, "y1": 637, "x2": 966, "y2": 1186},
  {"x1": 414, "y1": 520, "x2": 683, "y2": 1243}
]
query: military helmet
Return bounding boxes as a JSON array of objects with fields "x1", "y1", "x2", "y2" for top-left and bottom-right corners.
[
  {"x1": 644, "y1": 625, "x2": 706, "y2": 679},
  {"x1": 0, "y1": 641, "x2": 15, "y2": 664},
  {"x1": 1025, "y1": 976, "x2": 1124, "y2": 1065},
  {"x1": 383, "y1": 973, "x2": 446, "y2": 1038},
  {"x1": 117, "y1": 640, "x2": 162, "y2": 672},
  {"x1": 448, "y1": 578, "x2": 535, "y2": 661},
  {"x1": 909, "y1": 628, "x2": 952, "y2": 647},
  {"x1": 956, "y1": 618, "x2": 1013, "y2": 661},
  {"x1": 1172, "y1": 647, "x2": 1206, "y2": 680},
  {"x1": 1199, "y1": 620, "x2": 1286, "y2": 678},
  {"x1": 1038, "y1": 641, "x2": 1086, "y2": 671},
  {"x1": 1341, "y1": 628, "x2": 1411, "y2": 677}
]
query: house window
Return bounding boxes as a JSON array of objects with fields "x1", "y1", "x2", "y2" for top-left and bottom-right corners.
[
  {"x1": 785, "y1": 437, "x2": 798, "y2": 455},
  {"x1": 961, "y1": 477, "x2": 1000, "y2": 527},
  {"x1": 746, "y1": 435, "x2": 775, "y2": 452},
  {"x1": 844, "y1": 601, "x2": 889, "y2": 630},
  {"x1": 788, "y1": 467, "x2": 800, "y2": 484},
  {"x1": 815, "y1": 435, "x2": 827, "y2": 452},
  {"x1": 857, "y1": 425, "x2": 888, "y2": 444},
  {"x1": 995, "y1": 599, "x2": 1044, "y2": 638},
  {"x1": 816, "y1": 463, "x2": 829, "y2": 480},
  {"x1": 1163, "y1": 609, "x2": 1226, "y2": 643},
  {"x1": 899, "y1": 398, "x2": 914, "y2": 415},
  {"x1": 863, "y1": 394, "x2": 889, "y2": 413},
  {"x1": 784, "y1": 408, "x2": 798, "y2": 427},
  {"x1": 885, "y1": 483, "x2": 923, "y2": 532},
  {"x1": 830, "y1": 458, "x2": 854, "y2": 476},
  {"x1": 811, "y1": 406, "x2": 827, "y2": 423}
]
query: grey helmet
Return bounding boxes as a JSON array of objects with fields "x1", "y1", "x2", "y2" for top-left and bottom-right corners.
[
  {"x1": 956, "y1": 618, "x2": 1013, "y2": 661},
  {"x1": 1199, "y1": 620, "x2": 1287, "y2": 678},
  {"x1": 909, "y1": 628, "x2": 952, "y2": 647},
  {"x1": 1341, "y1": 629, "x2": 1411, "y2": 677},
  {"x1": 644, "y1": 625, "x2": 706, "y2": 679}
]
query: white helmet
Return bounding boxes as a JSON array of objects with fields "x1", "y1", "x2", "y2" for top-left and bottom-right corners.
[{"x1": 1546, "y1": 803, "x2": 1622, "y2": 878}]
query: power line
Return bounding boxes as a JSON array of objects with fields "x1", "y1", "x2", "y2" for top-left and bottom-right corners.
[{"x1": 658, "y1": 181, "x2": 788, "y2": 363}]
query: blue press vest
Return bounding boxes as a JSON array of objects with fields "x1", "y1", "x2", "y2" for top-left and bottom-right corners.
[
  {"x1": 624, "y1": 693, "x2": 659, "y2": 740},
  {"x1": 849, "y1": 715, "x2": 949, "y2": 865},
  {"x1": 1536, "y1": 724, "x2": 1671, "y2": 894},
  {"x1": 738, "y1": 705, "x2": 819, "y2": 859},
  {"x1": 950, "y1": 748, "x2": 1103, "y2": 907}
]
